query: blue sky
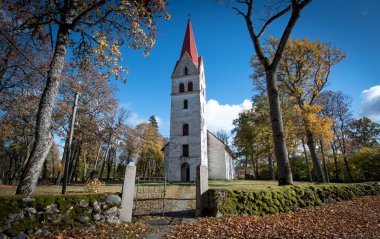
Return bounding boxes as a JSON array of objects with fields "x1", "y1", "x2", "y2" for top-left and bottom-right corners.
[{"x1": 114, "y1": 0, "x2": 380, "y2": 136}]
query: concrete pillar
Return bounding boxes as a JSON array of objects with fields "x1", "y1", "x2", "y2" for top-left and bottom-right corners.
[
  {"x1": 120, "y1": 162, "x2": 136, "y2": 223},
  {"x1": 196, "y1": 164, "x2": 208, "y2": 216}
]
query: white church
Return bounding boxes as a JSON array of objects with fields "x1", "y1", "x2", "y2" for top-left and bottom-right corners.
[{"x1": 163, "y1": 20, "x2": 235, "y2": 182}]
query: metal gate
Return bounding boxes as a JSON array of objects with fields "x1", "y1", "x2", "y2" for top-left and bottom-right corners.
[{"x1": 133, "y1": 176, "x2": 167, "y2": 216}]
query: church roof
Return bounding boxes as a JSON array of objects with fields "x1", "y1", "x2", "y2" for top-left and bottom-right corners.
[{"x1": 180, "y1": 19, "x2": 199, "y2": 67}]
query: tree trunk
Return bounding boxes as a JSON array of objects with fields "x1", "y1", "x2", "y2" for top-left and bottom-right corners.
[
  {"x1": 336, "y1": 128, "x2": 353, "y2": 182},
  {"x1": 82, "y1": 153, "x2": 87, "y2": 182},
  {"x1": 330, "y1": 142, "x2": 340, "y2": 182},
  {"x1": 99, "y1": 140, "x2": 111, "y2": 179},
  {"x1": 51, "y1": 149, "x2": 55, "y2": 180},
  {"x1": 42, "y1": 159, "x2": 48, "y2": 181},
  {"x1": 16, "y1": 25, "x2": 70, "y2": 195},
  {"x1": 305, "y1": 130, "x2": 326, "y2": 183},
  {"x1": 268, "y1": 153, "x2": 275, "y2": 180},
  {"x1": 69, "y1": 141, "x2": 81, "y2": 183},
  {"x1": 91, "y1": 142, "x2": 102, "y2": 178},
  {"x1": 301, "y1": 137, "x2": 313, "y2": 182},
  {"x1": 106, "y1": 148, "x2": 113, "y2": 181},
  {"x1": 56, "y1": 137, "x2": 69, "y2": 185},
  {"x1": 319, "y1": 139, "x2": 330, "y2": 183},
  {"x1": 266, "y1": 71, "x2": 293, "y2": 185}
]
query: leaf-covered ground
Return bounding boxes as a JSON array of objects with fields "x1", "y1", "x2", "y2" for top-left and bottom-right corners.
[{"x1": 167, "y1": 195, "x2": 380, "y2": 239}]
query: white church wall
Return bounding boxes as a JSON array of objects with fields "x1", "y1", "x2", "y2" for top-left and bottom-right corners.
[{"x1": 207, "y1": 132, "x2": 227, "y2": 179}]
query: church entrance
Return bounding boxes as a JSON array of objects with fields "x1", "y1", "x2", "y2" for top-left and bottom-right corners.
[{"x1": 181, "y1": 163, "x2": 190, "y2": 182}]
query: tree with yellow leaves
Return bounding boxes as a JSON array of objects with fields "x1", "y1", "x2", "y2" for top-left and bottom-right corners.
[
  {"x1": 8, "y1": 0, "x2": 170, "y2": 195},
  {"x1": 274, "y1": 38, "x2": 345, "y2": 183}
]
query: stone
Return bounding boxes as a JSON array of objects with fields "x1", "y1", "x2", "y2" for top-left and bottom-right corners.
[
  {"x1": 77, "y1": 216, "x2": 90, "y2": 223},
  {"x1": 78, "y1": 199, "x2": 89, "y2": 208},
  {"x1": 23, "y1": 207, "x2": 37, "y2": 216},
  {"x1": 5, "y1": 229, "x2": 17, "y2": 237},
  {"x1": 45, "y1": 204, "x2": 59, "y2": 214},
  {"x1": 15, "y1": 232, "x2": 27, "y2": 239},
  {"x1": 93, "y1": 214, "x2": 101, "y2": 221},
  {"x1": 120, "y1": 162, "x2": 136, "y2": 223},
  {"x1": 106, "y1": 215, "x2": 120, "y2": 224},
  {"x1": 8, "y1": 212, "x2": 23, "y2": 221},
  {"x1": 0, "y1": 232, "x2": 7, "y2": 239},
  {"x1": 106, "y1": 195, "x2": 121, "y2": 205},
  {"x1": 105, "y1": 206, "x2": 118, "y2": 215},
  {"x1": 34, "y1": 229, "x2": 50, "y2": 237},
  {"x1": 0, "y1": 224, "x2": 10, "y2": 233},
  {"x1": 22, "y1": 197, "x2": 35, "y2": 203},
  {"x1": 93, "y1": 204, "x2": 101, "y2": 213}
]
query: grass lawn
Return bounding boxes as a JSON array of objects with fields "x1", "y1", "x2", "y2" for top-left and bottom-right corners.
[{"x1": 0, "y1": 180, "x2": 324, "y2": 197}]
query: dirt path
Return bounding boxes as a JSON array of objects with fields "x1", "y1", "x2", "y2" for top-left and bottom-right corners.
[
  {"x1": 142, "y1": 185, "x2": 197, "y2": 239},
  {"x1": 166, "y1": 195, "x2": 380, "y2": 239}
]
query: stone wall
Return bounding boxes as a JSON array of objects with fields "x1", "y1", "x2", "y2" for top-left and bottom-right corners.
[
  {"x1": 206, "y1": 183, "x2": 380, "y2": 217},
  {"x1": 0, "y1": 194, "x2": 122, "y2": 238}
]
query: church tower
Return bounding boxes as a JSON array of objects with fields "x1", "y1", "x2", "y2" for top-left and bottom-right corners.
[{"x1": 166, "y1": 20, "x2": 208, "y2": 182}]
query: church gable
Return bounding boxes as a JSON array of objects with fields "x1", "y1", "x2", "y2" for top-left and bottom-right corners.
[{"x1": 171, "y1": 52, "x2": 200, "y2": 78}]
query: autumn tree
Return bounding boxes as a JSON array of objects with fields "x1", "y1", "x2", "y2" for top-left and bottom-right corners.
[
  {"x1": 317, "y1": 90, "x2": 354, "y2": 182},
  {"x1": 134, "y1": 122, "x2": 165, "y2": 177},
  {"x1": 262, "y1": 38, "x2": 345, "y2": 182},
  {"x1": 233, "y1": 0, "x2": 312, "y2": 185},
  {"x1": 11, "y1": 0, "x2": 169, "y2": 195}
]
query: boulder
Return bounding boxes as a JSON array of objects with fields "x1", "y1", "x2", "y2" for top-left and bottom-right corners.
[
  {"x1": 93, "y1": 214, "x2": 101, "y2": 221},
  {"x1": 105, "y1": 195, "x2": 121, "y2": 205},
  {"x1": 78, "y1": 200, "x2": 89, "y2": 208}
]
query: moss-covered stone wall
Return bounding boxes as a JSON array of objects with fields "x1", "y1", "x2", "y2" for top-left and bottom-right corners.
[
  {"x1": 208, "y1": 183, "x2": 380, "y2": 217},
  {"x1": 0, "y1": 193, "x2": 122, "y2": 237}
]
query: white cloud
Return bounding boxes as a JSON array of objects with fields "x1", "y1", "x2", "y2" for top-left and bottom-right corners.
[
  {"x1": 361, "y1": 85, "x2": 380, "y2": 121},
  {"x1": 127, "y1": 112, "x2": 146, "y2": 126},
  {"x1": 206, "y1": 99, "x2": 251, "y2": 133}
]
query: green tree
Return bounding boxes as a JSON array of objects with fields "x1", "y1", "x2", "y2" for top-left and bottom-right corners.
[
  {"x1": 350, "y1": 117, "x2": 380, "y2": 149},
  {"x1": 149, "y1": 115, "x2": 159, "y2": 130}
]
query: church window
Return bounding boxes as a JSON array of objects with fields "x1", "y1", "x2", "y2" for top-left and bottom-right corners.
[
  {"x1": 183, "y1": 100, "x2": 188, "y2": 109},
  {"x1": 188, "y1": 82, "x2": 193, "y2": 92},
  {"x1": 183, "y1": 124, "x2": 189, "y2": 136},
  {"x1": 184, "y1": 67, "x2": 188, "y2": 75},
  {"x1": 182, "y1": 144, "x2": 189, "y2": 157},
  {"x1": 179, "y1": 83, "x2": 185, "y2": 93}
]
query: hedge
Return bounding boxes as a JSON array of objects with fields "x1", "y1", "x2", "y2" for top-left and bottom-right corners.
[{"x1": 208, "y1": 183, "x2": 380, "y2": 217}]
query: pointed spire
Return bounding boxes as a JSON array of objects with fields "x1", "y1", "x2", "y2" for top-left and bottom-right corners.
[{"x1": 180, "y1": 19, "x2": 199, "y2": 67}]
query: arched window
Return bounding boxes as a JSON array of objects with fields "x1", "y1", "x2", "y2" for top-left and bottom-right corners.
[
  {"x1": 188, "y1": 82, "x2": 193, "y2": 92},
  {"x1": 183, "y1": 124, "x2": 189, "y2": 136},
  {"x1": 179, "y1": 83, "x2": 185, "y2": 93},
  {"x1": 183, "y1": 100, "x2": 188, "y2": 109},
  {"x1": 184, "y1": 67, "x2": 188, "y2": 75}
]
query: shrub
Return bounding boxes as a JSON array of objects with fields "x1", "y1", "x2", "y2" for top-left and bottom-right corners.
[{"x1": 84, "y1": 178, "x2": 105, "y2": 193}]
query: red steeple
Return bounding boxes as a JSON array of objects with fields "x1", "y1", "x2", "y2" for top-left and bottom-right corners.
[{"x1": 180, "y1": 19, "x2": 199, "y2": 67}]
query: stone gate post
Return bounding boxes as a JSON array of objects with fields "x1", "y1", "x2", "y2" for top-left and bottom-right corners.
[
  {"x1": 120, "y1": 162, "x2": 136, "y2": 222},
  {"x1": 196, "y1": 164, "x2": 209, "y2": 216}
]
